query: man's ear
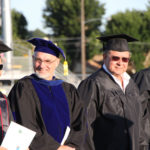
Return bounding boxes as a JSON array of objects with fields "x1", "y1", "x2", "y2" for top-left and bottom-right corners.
[
  {"x1": 56, "y1": 58, "x2": 60, "y2": 67},
  {"x1": 103, "y1": 53, "x2": 106, "y2": 59}
]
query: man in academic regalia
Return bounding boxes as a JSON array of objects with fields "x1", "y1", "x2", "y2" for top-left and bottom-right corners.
[
  {"x1": 132, "y1": 67, "x2": 150, "y2": 149},
  {"x1": 0, "y1": 41, "x2": 13, "y2": 150},
  {"x1": 78, "y1": 34, "x2": 148, "y2": 150},
  {"x1": 8, "y1": 38, "x2": 85, "y2": 150}
]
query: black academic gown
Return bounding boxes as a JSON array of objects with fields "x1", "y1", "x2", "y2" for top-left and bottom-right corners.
[
  {"x1": 78, "y1": 68, "x2": 148, "y2": 150},
  {"x1": 8, "y1": 74, "x2": 85, "y2": 150},
  {"x1": 0, "y1": 91, "x2": 13, "y2": 144},
  {"x1": 132, "y1": 67, "x2": 150, "y2": 147}
]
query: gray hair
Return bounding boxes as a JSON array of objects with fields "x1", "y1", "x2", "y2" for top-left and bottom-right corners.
[{"x1": 103, "y1": 50, "x2": 132, "y2": 58}]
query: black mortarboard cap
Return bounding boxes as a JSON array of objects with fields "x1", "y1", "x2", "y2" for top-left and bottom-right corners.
[
  {"x1": 0, "y1": 40, "x2": 12, "y2": 53},
  {"x1": 97, "y1": 34, "x2": 138, "y2": 52},
  {"x1": 28, "y1": 38, "x2": 66, "y2": 59}
]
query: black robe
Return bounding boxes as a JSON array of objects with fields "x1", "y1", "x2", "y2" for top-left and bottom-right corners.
[
  {"x1": 8, "y1": 74, "x2": 85, "y2": 150},
  {"x1": 132, "y1": 67, "x2": 150, "y2": 145},
  {"x1": 78, "y1": 68, "x2": 148, "y2": 150}
]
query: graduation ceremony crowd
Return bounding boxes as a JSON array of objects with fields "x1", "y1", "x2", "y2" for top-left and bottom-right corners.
[{"x1": 0, "y1": 33, "x2": 150, "y2": 150}]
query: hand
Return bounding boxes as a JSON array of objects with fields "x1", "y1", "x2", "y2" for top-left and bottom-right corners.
[
  {"x1": 57, "y1": 145, "x2": 75, "y2": 150},
  {"x1": 0, "y1": 146, "x2": 29, "y2": 150},
  {"x1": 0, "y1": 146, "x2": 7, "y2": 150}
]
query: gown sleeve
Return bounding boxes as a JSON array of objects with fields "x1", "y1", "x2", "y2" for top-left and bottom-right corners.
[
  {"x1": 78, "y1": 78, "x2": 100, "y2": 150},
  {"x1": 7, "y1": 97, "x2": 14, "y2": 123},
  {"x1": 138, "y1": 94, "x2": 149, "y2": 150},
  {"x1": 132, "y1": 68, "x2": 150, "y2": 94},
  {"x1": 132, "y1": 70, "x2": 150, "y2": 149},
  {"x1": 62, "y1": 82, "x2": 86, "y2": 150},
  {"x1": 8, "y1": 78, "x2": 60, "y2": 150}
]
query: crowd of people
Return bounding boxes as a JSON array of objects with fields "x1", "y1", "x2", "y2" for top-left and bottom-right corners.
[{"x1": 0, "y1": 34, "x2": 150, "y2": 150}]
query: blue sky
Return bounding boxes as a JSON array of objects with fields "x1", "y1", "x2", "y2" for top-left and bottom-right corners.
[
  {"x1": 101, "y1": 0, "x2": 149, "y2": 18},
  {"x1": 11, "y1": 0, "x2": 149, "y2": 33}
]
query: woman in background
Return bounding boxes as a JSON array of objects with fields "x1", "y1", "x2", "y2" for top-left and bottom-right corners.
[{"x1": 0, "y1": 40, "x2": 13, "y2": 150}]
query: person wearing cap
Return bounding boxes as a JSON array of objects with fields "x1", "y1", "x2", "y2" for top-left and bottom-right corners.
[
  {"x1": 0, "y1": 41, "x2": 13, "y2": 150},
  {"x1": 8, "y1": 38, "x2": 85, "y2": 150},
  {"x1": 132, "y1": 67, "x2": 150, "y2": 149},
  {"x1": 78, "y1": 34, "x2": 148, "y2": 150}
]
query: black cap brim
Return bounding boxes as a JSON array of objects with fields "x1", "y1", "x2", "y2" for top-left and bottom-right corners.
[
  {"x1": 0, "y1": 40, "x2": 12, "y2": 53},
  {"x1": 97, "y1": 34, "x2": 138, "y2": 42}
]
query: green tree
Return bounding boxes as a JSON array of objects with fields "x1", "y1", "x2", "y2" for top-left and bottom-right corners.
[
  {"x1": 43, "y1": 0, "x2": 105, "y2": 70},
  {"x1": 12, "y1": 9, "x2": 28, "y2": 39},
  {"x1": 28, "y1": 28, "x2": 46, "y2": 38},
  {"x1": 141, "y1": 10, "x2": 150, "y2": 42},
  {"x1": 146, "y1": 0, "x2": 150, "y2": 10},
  {"x1": 105, "y1": 10, "x2": 144, "y2": 40}
]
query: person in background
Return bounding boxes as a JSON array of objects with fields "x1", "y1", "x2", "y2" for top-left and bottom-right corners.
[
  {"x1": 0, "y1": 41, "x2": 13, "y2": 150},
  {"x1": 78, "y1": 34, "x2": 148, "y2": 150},
  {"x1": 132, "y1": 67, "x2": 150, "y2": 149},
  {"x1": 8, "y1": 38, "x2": 85, "y2": 150}
]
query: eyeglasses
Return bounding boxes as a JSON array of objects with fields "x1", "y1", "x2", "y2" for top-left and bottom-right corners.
[
  {"x1": 0, "y1": 64, "x2": 3, "y2": 70},
  {"x1": 34, "y1": 57, "x2": 57, "y2": 65},
  {"x1": 111, "y1": 56, "x2": 130, "y2": 63}
]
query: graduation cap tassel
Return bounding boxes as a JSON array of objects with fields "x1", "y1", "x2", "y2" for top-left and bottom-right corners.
[{"x1": 63, "y1": 60, "x2": 68, "y2": 76}]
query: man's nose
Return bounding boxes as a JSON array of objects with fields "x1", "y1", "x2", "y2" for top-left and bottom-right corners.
[
  {"x1": 39, "y1": 61, "x2": 46, "y2": 67},
  {"x1": 116, "y1": 59, "x2": 122, "y2": 64}
]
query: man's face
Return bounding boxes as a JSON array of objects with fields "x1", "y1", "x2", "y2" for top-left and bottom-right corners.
[
  {"x1": 33, "y1": 52, "x2": 60, "y2": 80},
  {"x1": 103, "y1": 50, "x2": 130, "y2": 77}
]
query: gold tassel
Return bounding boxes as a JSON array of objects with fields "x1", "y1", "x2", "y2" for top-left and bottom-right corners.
[{"x1": 63, "y1": 60, "x2": 68, "y2": 76}]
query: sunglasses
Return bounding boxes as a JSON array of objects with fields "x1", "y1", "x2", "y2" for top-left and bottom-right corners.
[
  {"x1": 0, "y1": 64, "x2": 3, "y2": 70},
  {"x1": 111, "y1": 56, "x2": 130, "y2": 63}
]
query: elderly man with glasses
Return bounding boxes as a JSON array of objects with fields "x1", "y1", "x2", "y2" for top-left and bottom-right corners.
[
  {"x1": 78, "y1": 34, "x2": 148, "y2": 150},
  {"x1": 8, "y1": 38, "x2": 85, "y2": 150}
]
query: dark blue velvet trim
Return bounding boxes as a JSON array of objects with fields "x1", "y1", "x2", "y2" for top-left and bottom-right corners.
[
  {"x1": 37, "y1": 78, "x2": 63, "y2": 86},
  {"x1": 12, "y1": 112, "x2": 16, "y2": 121},
  {"x1": 31, "y1": 78, "x2": 70, "y2": 143}
]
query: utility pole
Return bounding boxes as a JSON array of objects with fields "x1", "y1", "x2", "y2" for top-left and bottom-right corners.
[
  {"x1": 1, "y1": 0, "x2": 12, "y2": 69},
  {"x1": 0, "y1": 0, "x2": 1, "y2": 27},
  {"x1": 81, "y1": 0, "x2": 86, "y2": 79}
]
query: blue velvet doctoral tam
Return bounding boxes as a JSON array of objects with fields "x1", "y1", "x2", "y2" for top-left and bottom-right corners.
[{"x1": 31, "y1": 77, "x2": 70, "y2": 144}]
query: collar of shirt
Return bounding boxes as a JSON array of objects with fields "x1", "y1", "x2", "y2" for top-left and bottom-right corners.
[{"x1": 103, "y1": 64, "x2": 130, "y2": 92}]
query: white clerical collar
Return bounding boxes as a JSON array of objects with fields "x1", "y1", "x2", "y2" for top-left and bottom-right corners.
[{"x1": 103, "y1": 64, "x2": 130, "y2": 92}]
